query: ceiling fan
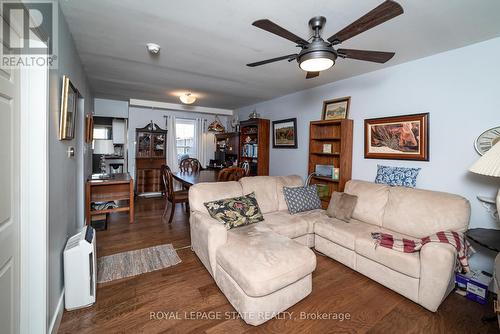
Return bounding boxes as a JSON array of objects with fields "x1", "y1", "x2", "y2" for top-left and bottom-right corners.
[{"x1": 247, "y1": 0, "x2": 404, "y2": 79}]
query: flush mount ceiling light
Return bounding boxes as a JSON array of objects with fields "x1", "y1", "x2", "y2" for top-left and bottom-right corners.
[
  {"x1": 247, "y1": 1, "x2": 404, "y2": 79},
  {"x1": 146, "y1": 43, "x2": 161, "y2": 54},
  {"x1": 179, "y1": 93, "x2": 196, "y2": 104}
]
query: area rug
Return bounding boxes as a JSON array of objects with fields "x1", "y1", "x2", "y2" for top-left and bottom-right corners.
[{"x1": 97, "y1": 244, "x2": 182, "y2": 283}]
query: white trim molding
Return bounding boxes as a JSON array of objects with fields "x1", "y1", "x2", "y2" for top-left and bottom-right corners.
[
  {"x1": 19, "y1": 56, "x2": 49, "y2": 333},
  {"x1": 129, "y1": 98, "x2": 233, "y2": 116}
]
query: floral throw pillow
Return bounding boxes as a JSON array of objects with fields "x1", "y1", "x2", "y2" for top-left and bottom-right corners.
[
  {"x1": 204, "y1": 192, "x2": 264, "y2": 230},
  {"x1": 375, "y1": 165, "x2": 421, "y2": 188}
]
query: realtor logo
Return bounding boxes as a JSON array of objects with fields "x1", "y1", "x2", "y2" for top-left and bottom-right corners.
[{"x1": 1, "y1": 0, "x2": 58, "y2": 68}]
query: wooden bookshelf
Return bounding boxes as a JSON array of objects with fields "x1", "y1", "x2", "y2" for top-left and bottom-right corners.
[
  {"x1": 308, "y1": 119, "x2": 353, "y2": 209},
  {"x1": 239, "y1": 118, "x2": 270, "y2": 176}
]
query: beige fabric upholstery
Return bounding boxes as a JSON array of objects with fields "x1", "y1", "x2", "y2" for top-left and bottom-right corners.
[
  {"x1": 315, "y1": 235, "x2": 356, "y2": 269},
  {"x1": 356, "y1": 254, "x2": 420, "y2": 302},
  {"x1": 418, "y1": 242, "x2": 457, "y2": 311},
  {"x1": 240, "y1": 176, "x2": 279, "y2": 214},
  {"x1": 189, "y1": 181, "x2": 242, "y2": 214},
  {"x1": 315, "y1": 218, "x2": 379, "y2": 251},
  {"x1": 215, "y1": 265, "x2": 312, "y2": 326},
  {"x1": 355, "y1": 229, "x2": 421, "y2": 278},
  {"x1": 216, "y1": 224, "x2": 316, "y2": 297},
  {"x1": 344, "y1": 180, "x2": 389, "y2": 226},
  {"x1": 263, "y1": 209, "x2": 327, "y2": 239},
  {"x1": 383, "y1": 186, "x2": 471, "y2": 238},
  {"x1": 276, "y1": 175, "x2": 304, "y2": 211},
  {"x1": 189, "y1": 211, "x2": 227, "y2": 276},
  {"x1": 293, "y1": 234, "x2": 315, "y2": 248}
]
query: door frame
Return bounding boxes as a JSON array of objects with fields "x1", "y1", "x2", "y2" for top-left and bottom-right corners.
[{"x1": 19, "y1": 52, "x2": 50, "y2": 332}]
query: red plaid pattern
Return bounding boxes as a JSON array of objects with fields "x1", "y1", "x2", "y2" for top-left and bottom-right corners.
[{"x1": 371, "y1": 231, "x2": 474, "y2": 273}]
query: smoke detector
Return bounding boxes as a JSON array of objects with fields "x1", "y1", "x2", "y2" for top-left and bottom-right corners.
[{"x1": 146, "y1": 43, "x2": 161, "y2": 54}]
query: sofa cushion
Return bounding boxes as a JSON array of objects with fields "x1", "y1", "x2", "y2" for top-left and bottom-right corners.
[
  {"x1": 189, "y1": 181, "x2": 243, "y2": 214},
  {"x1": 204, "y1": 192, "x2": 264, "y2": 230},
  {"x1": 216, "y1": 224, "x2": 316, "y2": 297},
  {"x1": 283, "y1": 185, "x2": 322, "y2": 214},
  {"x1": 383, "y1": 186, "x2": 471, "y2": 238},
  {"x1": 315, "y1": 218, "x2": 380, "y2": 251},
  {"x1": 355, "y1": 229, "x2": 421, "y2": 278},
  {"x1": 276, "y1": 175, "x2": 304, "y2": 211},
  {"x1": 240, "y1": 176, "x2": 279, "y2": 214},
  {"x1": 326, "y1": 192, "x2": 358, "y2": 222},
  {"x1": 263, "y1": 209, "x2": 328, "y2": 239},
  {"x1": 344, "y1": 180, "x2": 389, "y2": 226}
]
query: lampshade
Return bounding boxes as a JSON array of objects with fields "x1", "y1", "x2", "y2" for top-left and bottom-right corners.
[
  {"x1": 469, "y1": 142, "x2": 500, "y2": 177},
  {"x1": 93, "y1": 139, "x2": 114, "y2": 155},
  {"x1": 180, "y1": 93, "x2": 196, "y2": 104},
  {"x1": 299, "y1": 51, "x2": 335, "y2": 72}
]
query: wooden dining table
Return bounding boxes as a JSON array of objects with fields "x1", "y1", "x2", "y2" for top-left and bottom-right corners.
[{"x1": 173, "y1": 169, "x2": 220, "y2": 188}]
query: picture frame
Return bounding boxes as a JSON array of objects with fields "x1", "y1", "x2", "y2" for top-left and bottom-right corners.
[
  {"x1": 272, "y1": 118, "x2": 298, "y2": 148},
  {"x1": 59, "y1": 75, "x2": 78, "y2": 140},
  {"x1": 364, "y1": 113, "x2": 429, "y2": 161},
  {"x1": 85, "y1": 114, "x2": 94, "y2": 143},
  {"x1": 322, "y1": 96, "x2": 351, "y2": 120}
]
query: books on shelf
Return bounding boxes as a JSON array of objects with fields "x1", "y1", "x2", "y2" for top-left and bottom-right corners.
[{"x1": 242, "y1": 143, "x2": 258, "y2": 158}]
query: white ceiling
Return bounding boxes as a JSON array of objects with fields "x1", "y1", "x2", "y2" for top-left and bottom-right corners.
[{"x1": 60, "y1": 0, "x2": 500, "y2": 109}]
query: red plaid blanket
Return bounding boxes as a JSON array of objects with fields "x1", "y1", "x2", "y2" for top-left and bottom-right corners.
[{"x1": 371, "y1": 231, "x2": 474, "y2": 273}]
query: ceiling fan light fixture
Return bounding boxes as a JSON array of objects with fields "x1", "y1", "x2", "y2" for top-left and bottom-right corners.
[
  {"x1": 299, "y1": 51, "x2": 336, "y2": 72},
  {"x1": 180, "y1": 93, "x2": 196, "y2": 104}
]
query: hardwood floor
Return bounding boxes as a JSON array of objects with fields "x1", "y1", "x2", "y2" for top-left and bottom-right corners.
[{"x1": 58, "y1": 198, "x2": 499, "y2": 334}]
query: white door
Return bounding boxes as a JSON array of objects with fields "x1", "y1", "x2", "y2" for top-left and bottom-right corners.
[{"x1": 0, "y1": 16, "x2": 21, "y2": 334}]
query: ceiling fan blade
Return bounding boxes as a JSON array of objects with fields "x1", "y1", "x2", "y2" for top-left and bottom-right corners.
[
  {"x1": 337, "y1": 49, "x2": 395, "y2": 63},
  {"x1": 247, "y1": 54, "x2": 297, "y2": 67},
  {"x1": 327, "y1": 1, "x2": 403, "y2": 44},
  {"x1": 252, "y1": 19, "x2": 308, "y2": 45},
  {"x1": 306, "y1": 71, "x2": 320, "y2": 79}
]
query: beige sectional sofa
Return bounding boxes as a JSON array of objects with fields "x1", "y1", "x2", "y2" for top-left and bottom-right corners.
[{"x1": 189, "y1": 176, "x2": 470, "y2": 325}]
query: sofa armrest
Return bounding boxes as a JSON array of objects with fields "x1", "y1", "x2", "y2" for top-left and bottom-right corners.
[
  {"x1": 190, "y1": 211, "x2": 227, "y2": 277},
  {"x1": 418, "y1": 242, "x2": 456, "y2": 311}
]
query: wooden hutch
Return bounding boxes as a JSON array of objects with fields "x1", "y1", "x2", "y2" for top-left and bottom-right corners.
[
  {"x1": 213, "y1": 132, "x2": 240, "y2": 168},
  {"x1": 239, "y1": 118, "x2": 270, "y2": 176},
  {"x1": 308, "y1": 119, "x2": 353, "y2": 208},
  {"x1": 135, "y1": 121, "x2": 167, "y2": 195}
]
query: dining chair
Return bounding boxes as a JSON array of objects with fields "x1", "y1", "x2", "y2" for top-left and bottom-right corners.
[
  {"x1": 218, "y1": 167, "x2": 247, "y2": 182},
  {"x1": 160, "y1": 165, "x2": 189, "y2": 224},
  {"x1": 179, "y1": 158, "x2": 202, "y2": 173}
]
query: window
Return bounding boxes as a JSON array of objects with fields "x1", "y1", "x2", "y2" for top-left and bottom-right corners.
[{"x1": 175, "y1": 119, "x2": 196, "y2": 162}]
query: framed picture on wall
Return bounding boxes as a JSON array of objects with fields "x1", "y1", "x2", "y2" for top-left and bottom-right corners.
[
  {"x1": 272, "y1": 118, "x2": 298, "y2": 148},
  {"x1": 85, "y1": 114, "x2": 94, "y2": 143},
  {"x1": 322, "y1": 96, "x2": 350, "y2": 120},
  {"x1": 364, "y1": 113, "x2": 429, "y2": 161},
  {"x1": 59, "y1": 75, "x2": 79, "y2": 140}
]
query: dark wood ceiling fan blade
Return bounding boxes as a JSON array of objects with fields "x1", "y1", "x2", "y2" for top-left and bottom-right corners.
[
  {"x1": 306, "y1": 71, "x2": 320, "y2": 79},
  {"x1": 337, "y1": 49, "x2": 395, "y2": 63},
  {"x1": 252, "y1": 19, "x2": 308, "y2": 45},
  {"x1": 327, "y1": 1, "x2": 403, "y2": 44},
  {"x1": 247, "y1": 54, "x2": 298, "y2": 67}
]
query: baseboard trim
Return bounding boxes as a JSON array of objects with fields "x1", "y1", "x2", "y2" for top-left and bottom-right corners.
[{"x1": 48, "y1": 289, "x2": 64, "y2": 334}]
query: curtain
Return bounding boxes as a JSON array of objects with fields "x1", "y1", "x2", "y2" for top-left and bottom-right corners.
[
  {"x1": 166, "y1": 114, "x2": 178, "y2": 172},
  {"x1": 195, "y1": 118, "x2": 208, "y2": 167}
]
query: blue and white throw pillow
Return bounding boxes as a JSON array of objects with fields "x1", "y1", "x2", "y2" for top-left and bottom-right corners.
[
  {"x1": 375, "y1": 165, "x2": 421, "y2": 188},
  {"x1": 283, "y1": 185, "x2": 322, "y2": 214}
]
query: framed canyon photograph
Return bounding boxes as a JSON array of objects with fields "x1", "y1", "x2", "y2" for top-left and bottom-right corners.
[
  {"x1": 322, "y1": 96, "x2": 350, "y2": 120},
  {"x1": 272, "y1": 118, "x2": 297, "y2": 148},
  {"x1": 364, "y1": 113, "x2": 429, "y2": 161}
]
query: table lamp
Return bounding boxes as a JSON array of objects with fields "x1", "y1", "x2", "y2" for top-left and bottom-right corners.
[
  {"x1": 470, "y1": 142, "x2": 500, "y2": 216},
  {"x1": 93, "y1": 139, "x2": 114, "y2": 178}
]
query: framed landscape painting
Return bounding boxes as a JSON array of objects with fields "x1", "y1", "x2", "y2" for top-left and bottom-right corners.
[
  {"x1": 322, "y1": 96, "x2": 350, "y2": 120},
  {"x1": 364, "y1": 113, "x2": 429, "y2": 161},
  {"x1": 272, "y1": 118, "x2": 297, "y2": 148}
]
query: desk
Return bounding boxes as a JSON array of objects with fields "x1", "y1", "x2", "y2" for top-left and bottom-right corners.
[
  {"x1": 173, "y1": 170, "x2": 219, "y2": 188},
  {"x1": 86, "y1": 173, "x2": 134, "y2": 224}
]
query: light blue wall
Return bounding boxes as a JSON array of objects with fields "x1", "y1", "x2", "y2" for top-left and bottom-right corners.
[
  {"x1": 237, "y1": 37, "x2": 500, "y2": 272},
  {"x1": 48, "y1": 4, "x2": 93, "y2": 328}
]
